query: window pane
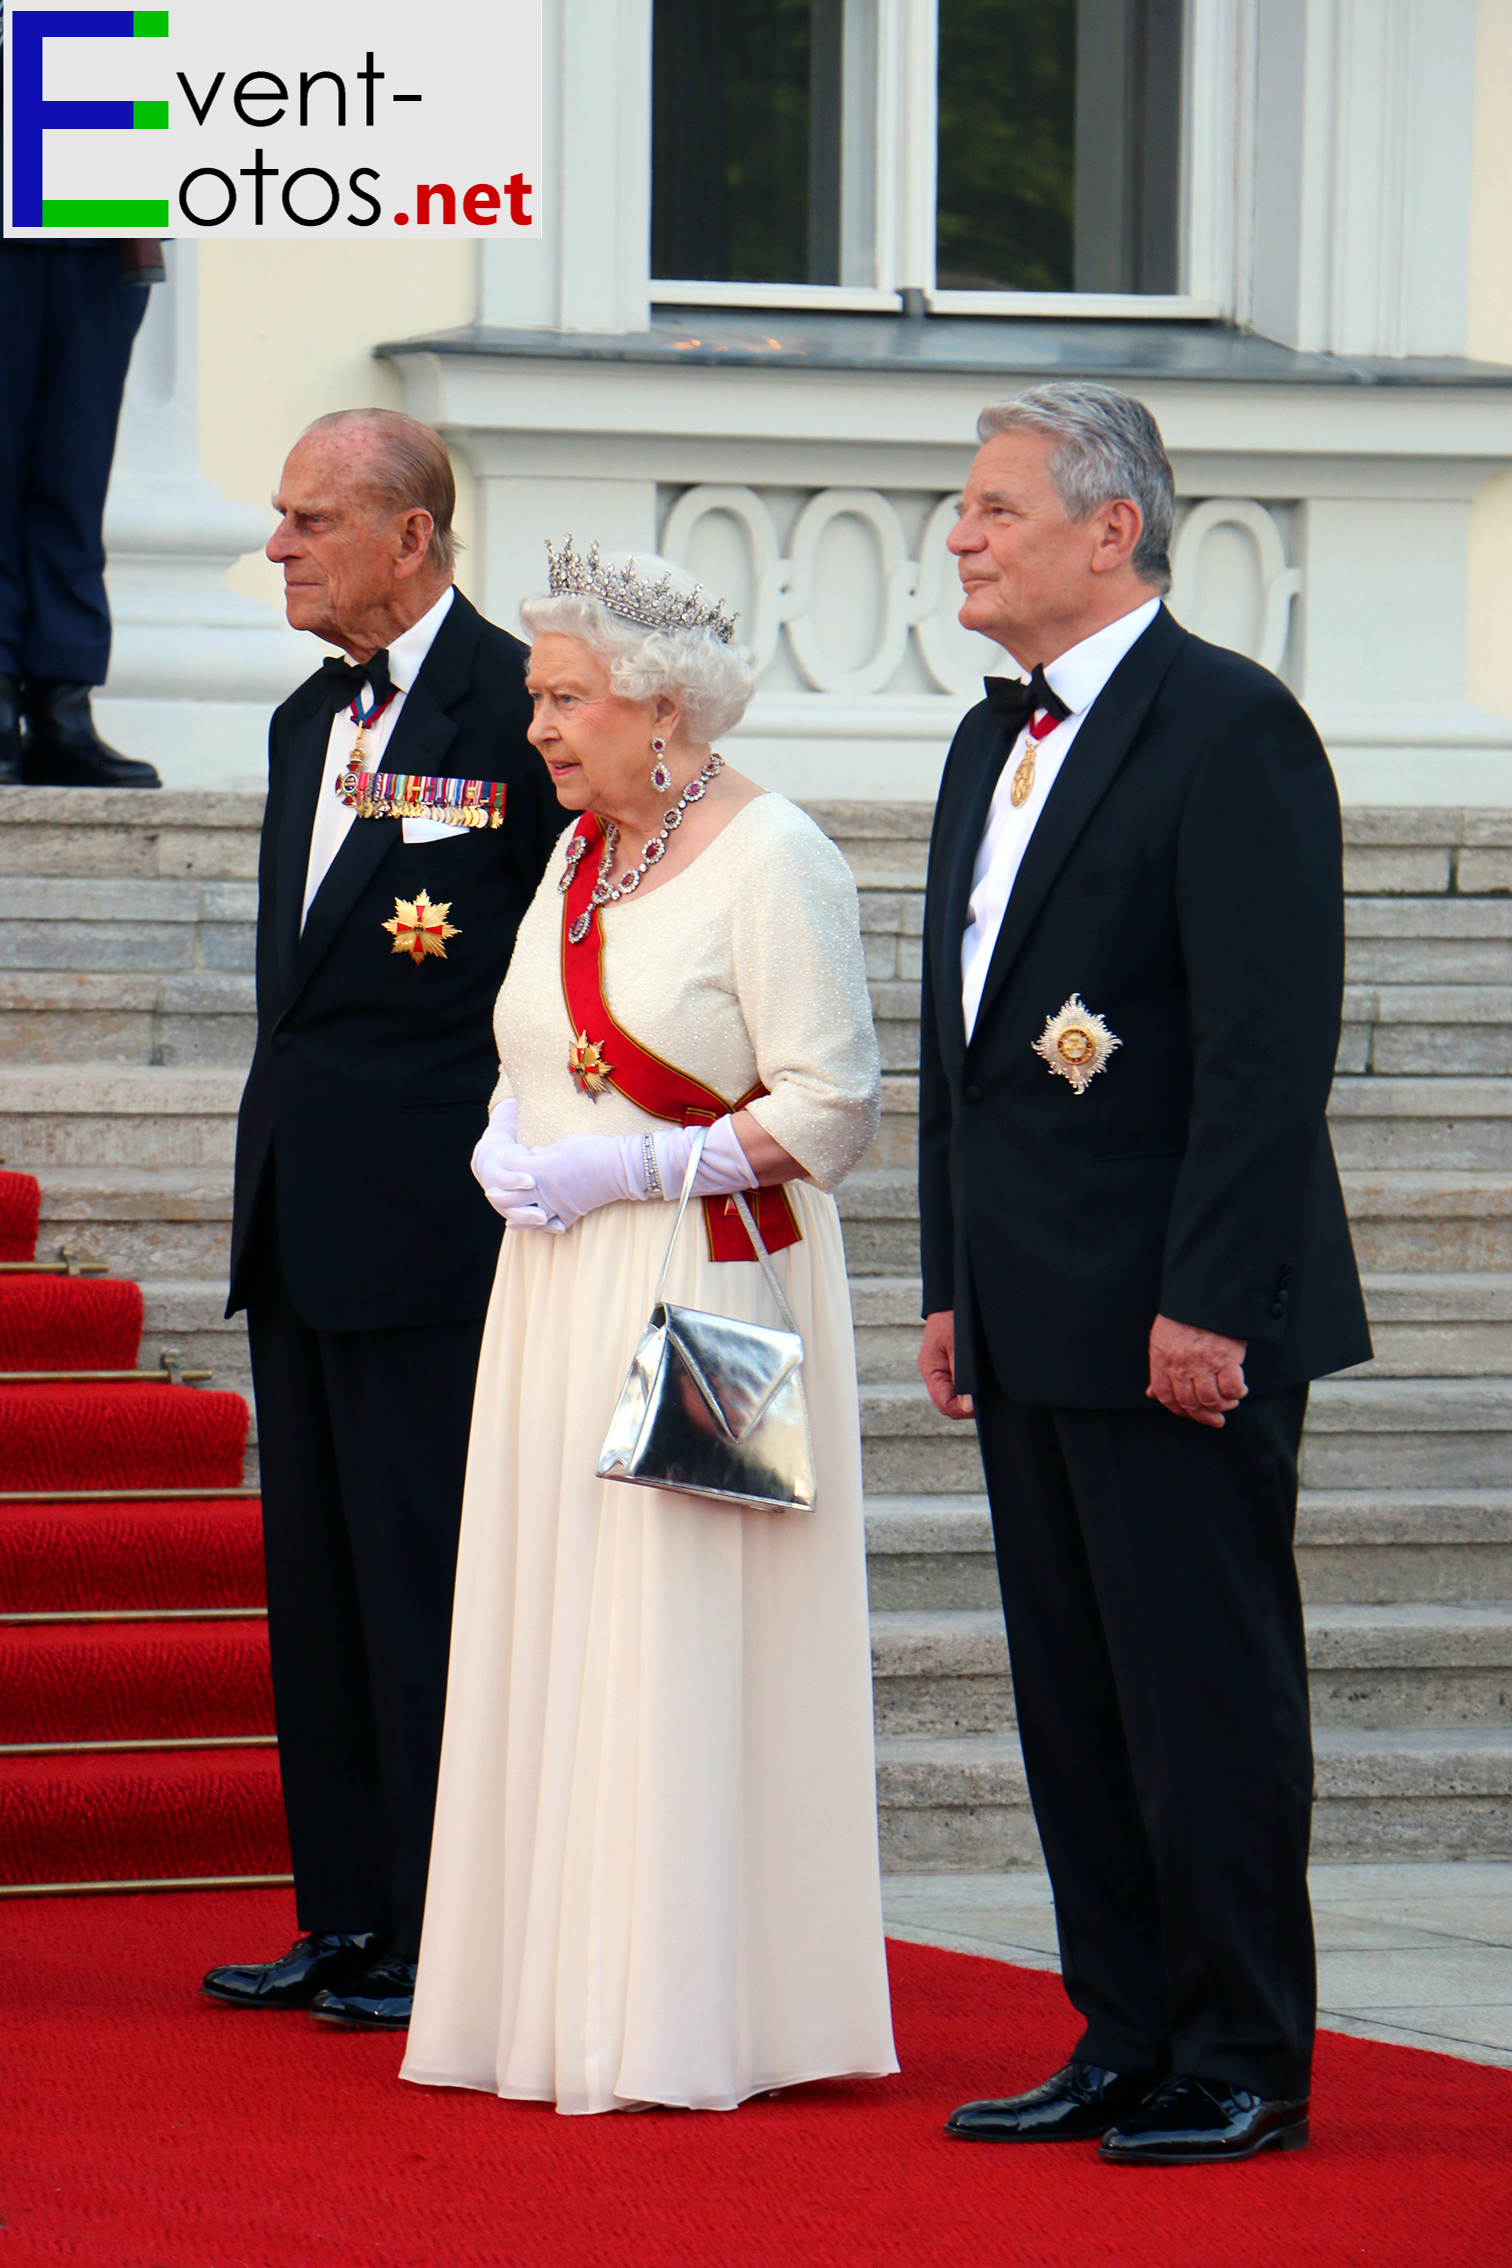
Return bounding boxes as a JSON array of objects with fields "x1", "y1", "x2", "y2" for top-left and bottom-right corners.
[
  {"x1": 936, "y1": 0, "x2": 1184, "y2": 295},
  {"x1": 652, "y1": 0, "x2": 845, "y2": 285},
  {"x1": 936, "y1": 0, "x2": 1077, "y2": 292}
]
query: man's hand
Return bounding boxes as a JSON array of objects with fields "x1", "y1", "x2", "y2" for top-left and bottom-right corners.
[
  {"x1": 1147, "y1": 1314, "x2": 1248, "y2": 1428},
  {"x1": 919, "y1": 1309, "x2": 974, "y2": 1420}
]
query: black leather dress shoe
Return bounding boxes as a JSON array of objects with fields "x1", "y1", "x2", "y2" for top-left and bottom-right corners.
[
  {"x1": 0, "y1": 674, "x2": 23, "y2": 785},
  {"x1": 946, "y1": 2060, "x2": 1166, "y2": 2142},
  {"x1": 1098, "y1": 2075, "x2": 1310, "y2": 2164},
  {"x1": 201, "y1": 1931, "x2": 391, "y2": 2010},
  {"x1": 21, "y1": 680, "x2": 161, "y2": 788},
  {"x1": 309, "y1": 1954, "x2": 417, "y2": 2030}
]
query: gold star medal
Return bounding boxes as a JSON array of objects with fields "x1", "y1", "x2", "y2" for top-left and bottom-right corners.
[
  {"x1": 567, "y1": 1029, "x2": 614, "y2": 1099},
  {"x1": 1033, "y1": 994, "x2": 1121, "y2": 1095},
  {"x1": 383, "y1": 890, "x2": 459, "y2": 964}
]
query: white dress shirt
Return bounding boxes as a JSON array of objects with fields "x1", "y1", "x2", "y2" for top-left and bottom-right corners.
[
  {"x1": 300, "y1": 584, "x2": 458, "y2": 930},
  {"x1": 960, "y1": 597, "x2": 1162, "y2": 1041}
]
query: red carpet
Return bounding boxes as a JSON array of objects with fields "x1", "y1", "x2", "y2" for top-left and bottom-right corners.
[
  {"x1": 0, "y1": 1618, "x2": 274, "y2": 1743},
  {"x1": 0, "y1": 1381, "x2": 249, "y2": 1491},
  {"x1": 0, "y1": 1750, "x2": 288, "y2": 1886},
  {"x1": 0, "y1": 1169, "x2": 286, "y2": 1889},
  {"x1": 0, "y1": 1274, "x2": 144, "y2": 1369},
  {"x1": 0, "y1": 1165, "x2": 41, "y2": 1260},
  {"x1": 0, "y1": 1891, "x2": 1508, "y2": 2267},
  {"x1": 0, "y1": 1494, "x2": 266, "y2": 1613}
]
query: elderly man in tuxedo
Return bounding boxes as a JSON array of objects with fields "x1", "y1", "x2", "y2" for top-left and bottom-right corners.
[
  {"x1": 920, "y1": 383, "x2": 1369, "y2": 2165},
  {"x1": 202, "y1": 409, "x2": 556, "y2": 2029}
]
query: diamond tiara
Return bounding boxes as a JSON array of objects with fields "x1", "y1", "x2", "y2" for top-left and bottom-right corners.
[{"x1": 544, "y1": 536, "x2": 739, "y2": 644}]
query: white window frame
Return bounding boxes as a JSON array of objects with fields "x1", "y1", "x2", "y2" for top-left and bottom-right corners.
[{"x1": 648, "y1": 0, "x2": 1237, "y2": 320}]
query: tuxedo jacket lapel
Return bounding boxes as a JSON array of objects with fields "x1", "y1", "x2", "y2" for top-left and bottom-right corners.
[
  {"x1": 969, "y1": 607, "x2": 1186, "y2": 1044},
  {"x1": 275, "y1": 706, "x2": 334, "y2": 998},
  {"x1": 934, "y1": 711, "x2": 1015, "y2": 1067}
]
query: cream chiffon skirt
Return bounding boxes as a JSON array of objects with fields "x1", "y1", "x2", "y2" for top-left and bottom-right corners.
[{"x1": 401, "y1": 1182, "x2": 898, "y2": 2115}]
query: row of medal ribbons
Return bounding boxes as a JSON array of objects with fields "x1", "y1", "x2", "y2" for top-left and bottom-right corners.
[{"x1": 338, "y1": 768, "x2": 506, "y2": 830}]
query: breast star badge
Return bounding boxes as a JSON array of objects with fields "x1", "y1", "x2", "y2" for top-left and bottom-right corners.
[
  {"x1": 567, "y1": 1029, "x2": 614, "y2": 1099},
  {"x1": 383, "y1": 891, "x2": 459, "y2": 964},
  {"x1": 1032, "y1": 994, "x2": 1122, "y2": 1095}
]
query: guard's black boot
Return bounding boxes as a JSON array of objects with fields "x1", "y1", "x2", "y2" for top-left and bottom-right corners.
[
  {"x1": 21, "y1": 679, "x2": 161, "y2": 788},
  {"x1": 0, "y1": 674, "x2": 24, "y2": 785}
]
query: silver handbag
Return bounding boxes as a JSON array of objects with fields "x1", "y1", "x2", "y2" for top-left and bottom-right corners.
[{"x1": 597, "y1": 1129, "x2": 817, "y2": 1513}]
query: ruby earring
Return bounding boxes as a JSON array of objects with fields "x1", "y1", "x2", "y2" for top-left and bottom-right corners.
[{"x1": 650, "y1": 736, "x2": 672, "y2": 794}]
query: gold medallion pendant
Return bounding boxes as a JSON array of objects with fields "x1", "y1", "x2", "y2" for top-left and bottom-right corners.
[
  {"x1": 1032, "y1": 994, "x2": 1122, "y2": 1094},
  {"x1": 567, "y1": 1029, "x2": 614, "y2": 1098},
  {"x1": 1010, "y1": 749, "x2": 1037, "y2": 808},
  {"x1": 383, "y1": 891, "x2": 459, "y2": 963}
]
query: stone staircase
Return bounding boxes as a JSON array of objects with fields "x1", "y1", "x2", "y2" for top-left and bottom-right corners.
[
  {"x1": 1, "y1": 787, "x2": 1509, "y2": 1867},
  {"x1": 0, "y1": 790, "x2": 259, "y2": 1464}
]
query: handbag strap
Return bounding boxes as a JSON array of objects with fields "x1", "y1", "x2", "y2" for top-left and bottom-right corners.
[{"x1": 653, "y1": 1130, "x2": 803, "y2": 1340}]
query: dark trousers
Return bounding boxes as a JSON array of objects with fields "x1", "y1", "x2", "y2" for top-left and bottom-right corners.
[
  {"x1": 974, "y1": 1375, "x2": 1316, "y2": 2100},
  {"x1": 0, "y1": 244, "x2": 147, "y2": 683},
  {"x1": 245, "y1": 1213, "x2": 485, "y2": 1961}
]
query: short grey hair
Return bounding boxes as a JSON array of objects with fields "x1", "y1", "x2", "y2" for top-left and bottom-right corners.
[
  {"x1": 976, "y1": 383, "x2": 1175, "y2": 594},
  {"x1": 520, "y1": 576, "x2": 756, "y2": 742},
  {"x1": 301, "y1": 407, "x2": 459, "y2": 576}
]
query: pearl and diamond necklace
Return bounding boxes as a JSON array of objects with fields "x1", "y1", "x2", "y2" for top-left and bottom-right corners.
[{"x1": 561, "y1": 752, "x2": 725, "y2": 944}]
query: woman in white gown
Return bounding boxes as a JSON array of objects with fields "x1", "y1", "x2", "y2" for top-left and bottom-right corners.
[{"x1": 401, "y1": 541, "x2": 898, "y2": 2115}]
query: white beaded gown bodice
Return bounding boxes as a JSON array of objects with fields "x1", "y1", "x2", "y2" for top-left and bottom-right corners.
[{"x1": 492, "y1": 792, "x2": 880, "y2": 1189}]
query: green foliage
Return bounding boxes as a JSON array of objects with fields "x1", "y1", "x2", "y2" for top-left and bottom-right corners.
[{"x1": 936, "y1": 0, "x2": 1077, "y2": 292}]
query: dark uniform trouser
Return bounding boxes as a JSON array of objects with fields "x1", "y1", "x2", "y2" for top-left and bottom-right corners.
[
  {"x1": 0, "y1": 243, "x2": 147, "y2": 683},
  {"x1": 973, "y1": 1364, "x2": 1315, "y2": 2102},
  {"x1": 245, "y1": 1198, "x2": 485, "y2": 1962}
]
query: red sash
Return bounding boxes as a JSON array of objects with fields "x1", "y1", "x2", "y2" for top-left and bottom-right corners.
[{"x1": 559, "y1": 815, "x2": 801, "y2": 1263}]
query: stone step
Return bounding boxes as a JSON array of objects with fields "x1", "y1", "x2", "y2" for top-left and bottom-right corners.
[
  {"x1": 1340, "y1": 986, "x2": 1512, "y2": 1077},
  {"x1": 869, "y1": 1603, "x2": 1512, "y2": 1738},
  {"x1": 858, "y1": 1383, "x2": 983, "y2": 1495},
  {"x1": 873, "y1": 1727, "x2": 1512, "y2": 1869},
  {"x1": 0, "y1": 1067, "x2": 242, "y2": 1168},
  {"x1": 866, "y1": 1495, "x2": 997, "y2": 1611},
  {"x1": 851, "y1": 1275, "x2": 925, "y2": 1382},
  {"x1": 859, "y1": 1375, "x2": 1512, "y2": 1494},
  {"x1": 864, "y1": 1489, "x2": 1512, "y2": 1610},
  {"x1": 1295, "y1": 1377, "x2": 1512, "y2": 1489},
  {"x1": 1328, "y1": 1079, "x2": 1512, "y2": 1172},
  {"x1": 138, "y1": 1280, "x2": 253, "y2": 1399},
  {"x1": 838, "y1": 1172, "x2": 920, "y2": 1278},
  {"x1": 32, "y1": 1166, "x2": 234, "y2": 1279},
  {"x1": 0, "y1": 786, "x2": 263, "y2": 882},
  {"x1": 0, "y1": 877, "x2": 257, "y2": 973},
  {"x1": 1297, "y1": 1489, "x2": 1512, "y2": 1604},
  {"x1": 1350, "y1": 1274, "x2": 1512, "y2": 1376},
  {"x1": 1346, "y1": 898, "x2": 1512, "y2": 985},
  {"x1": 0, "y1": 973, "x2": 257, "y2": 1068}
]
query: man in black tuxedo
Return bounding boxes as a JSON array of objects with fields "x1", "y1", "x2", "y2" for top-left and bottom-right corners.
[
  {"x1": 203, "y1": 409, "x2": 556, "y2": 2029},
  {"x1": 922, "y1": 384, "x2": 1370, "y2": 2165}
]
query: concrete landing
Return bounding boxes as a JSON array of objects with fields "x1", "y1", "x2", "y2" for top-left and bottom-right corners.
[{"x1": 882, "y1": 1863, "x2": 1512, "y2": 2070}]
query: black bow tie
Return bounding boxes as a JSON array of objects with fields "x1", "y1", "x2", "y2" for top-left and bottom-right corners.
[
  {"x1": 320, "y1": 649, "x2": 394, "y2": 713},
  {"x1": 984, "y1": 664, "x2": 1070, "y2": 740}
]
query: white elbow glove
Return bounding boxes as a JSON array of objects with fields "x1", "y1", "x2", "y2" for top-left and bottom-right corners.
[
  {"x1": 650, "y1": 1116, "x2": 759, "y2": 1201},
  {"x1": 471, "y1": 1112, "x2": 758, "y2": 1235}
]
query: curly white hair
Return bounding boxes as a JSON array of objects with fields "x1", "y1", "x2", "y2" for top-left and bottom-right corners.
[{"x1": 521, "y1": 571, "x2": 756, "y2": 742}]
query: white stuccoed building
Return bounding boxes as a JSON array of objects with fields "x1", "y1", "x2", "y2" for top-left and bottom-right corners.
[{"x1": 97, "y1": 0, "x2": 1512, "y2": 807}]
